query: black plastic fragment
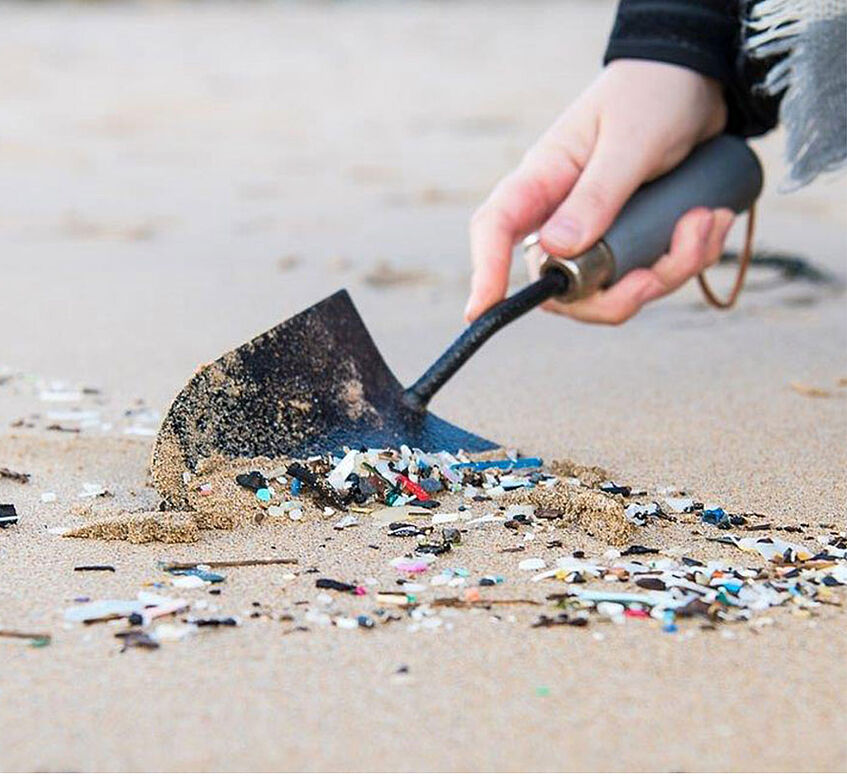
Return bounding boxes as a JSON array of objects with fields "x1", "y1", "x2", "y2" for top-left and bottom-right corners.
[
  {"x1": 532, "y1": 613, "x2": 588, "y2": 628},
  {"x1": 621, "y1": 545, "x2": 659, "y2": 556},
  {"x1": 235, "y1": 471, "x2": 268, "y2": 491},
  {"x1": 0, "y1": 467, "x2": 30, "y2": 484},
  {"x1": 635, "y1": 577, "x2": 667, "y2": 591},
  {"x1": 115, "y1": 629, "x2": 159, "y2": 652},
  {"x1": 0, "y1": 504, "x2": 19, "y2": 528},
  {"x1": 287, "y1": 463, "x2": 346, "y2": 509},
  {"x1": 316, "y1": 578, "x2": 356, "y2": 592},
  {"x1": 414, "y1": 542, "x2": 451, "y2": 556},
  {"x1": 187, "y1": 617, "x2": 239, "y2": 627},
  {"x1": 388, "y1": 524, "x2": 422, "y2": 538}
]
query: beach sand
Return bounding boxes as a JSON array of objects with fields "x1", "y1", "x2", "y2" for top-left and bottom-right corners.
[{"x1": 1, "y1": 0, "x2": 845, "y2": 771}]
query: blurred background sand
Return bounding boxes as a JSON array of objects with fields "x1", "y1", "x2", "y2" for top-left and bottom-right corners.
[{"x1": 0, "y1": 0, "x2": 845, "y2": 771}]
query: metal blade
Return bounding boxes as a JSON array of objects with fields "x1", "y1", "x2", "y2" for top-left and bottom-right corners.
[{"x1": 151, "y1": 289, "x2": 497, "y2": 506}]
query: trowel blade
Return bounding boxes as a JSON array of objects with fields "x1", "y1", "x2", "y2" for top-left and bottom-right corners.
[{"x1": 151, "y1": 289, "x2": 497, "y2": 505}]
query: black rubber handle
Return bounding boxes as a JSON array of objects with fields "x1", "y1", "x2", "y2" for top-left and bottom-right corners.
[{"x1": 604, "y1": 135, "x2": 763, "y2": 283}]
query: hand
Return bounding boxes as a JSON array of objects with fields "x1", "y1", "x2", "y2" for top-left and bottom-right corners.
[{"x1": 465, "y1": 60, "x2": 734, "y2": 324}]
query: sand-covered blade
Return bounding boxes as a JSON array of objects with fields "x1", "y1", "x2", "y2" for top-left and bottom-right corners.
[{"x1": 151, "y1": 289, "x2": 497, "y2": 507}]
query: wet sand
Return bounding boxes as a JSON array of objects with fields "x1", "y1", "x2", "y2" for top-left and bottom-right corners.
[{"x1": 1, "y1": 0, "x2": 845, "y2": 771}]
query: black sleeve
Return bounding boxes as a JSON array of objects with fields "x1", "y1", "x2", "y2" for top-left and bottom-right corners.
[{"x1": 603, "y1": 0, "x2": 783, "y2": 137}]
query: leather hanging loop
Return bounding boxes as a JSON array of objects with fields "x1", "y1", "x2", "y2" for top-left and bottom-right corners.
[{"x1": 697, "y1": 203, "x2": 757, "y2": 309}]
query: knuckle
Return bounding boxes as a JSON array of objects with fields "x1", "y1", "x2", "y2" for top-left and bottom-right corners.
[
  {"x1": 574, "y1": 179, "x2": 610, "y2": 217},
  {"x1": 679, "y1": 245, "x2": 706, "y2": 276},
  {"x1": 469, "y1": 203, "x2": 492, "y2": 234}
]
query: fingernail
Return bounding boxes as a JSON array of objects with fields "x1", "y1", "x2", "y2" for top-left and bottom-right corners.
[{"x1": 542, "y1": 217, "x2": 582, "y2": 251}]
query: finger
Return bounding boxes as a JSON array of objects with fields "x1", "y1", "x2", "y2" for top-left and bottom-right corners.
[
  {"x1": 703, "y1": 208, "x2": 735, "y2": 268},
  {"x1": 646, "y1": 207, "x2": 733, "y2": 299},
  {"x1": 539, "y1": 128, "x2": 654, "y2": 257},
  {"x1": 465, "y1": 130, "x2": 588, "y2": 321}
]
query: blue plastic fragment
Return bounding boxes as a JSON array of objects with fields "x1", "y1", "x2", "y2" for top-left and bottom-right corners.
[
  {"x1": 662, "y1": 609, "x2": 678, "y2": 633},
  {"x1": 449, "y1": 457, "x2": 543, "y2": 472},
  {"x1": 255, "y1": 487, "x2": 272, "y2": 502},
  {"x1": 291, "y1": 478, "x2": 301, "y2": 496},
  {"x1": 701, "y1": 508, "x2": 726, "y2": 525}
]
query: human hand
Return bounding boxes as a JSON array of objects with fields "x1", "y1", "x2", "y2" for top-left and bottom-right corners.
[{"x1": 465, "y1": 60, "x2": 735, "y2": 324}]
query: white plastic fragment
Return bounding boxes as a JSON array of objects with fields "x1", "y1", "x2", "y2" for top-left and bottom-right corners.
[
  {"x1": 152, "y1": 623, "x2": 196, "y2": 642},
  {"x1": 465, "y1": 514, "x2": 501, "y2": 526},
  {"x1": 665, "y1": 497, "x2": 696, "y2": 513},
  {"x1": 506, "y1": 504, "x2": 535, "y2": 520},
  {"x1": 625, "y1": 502, "x2": 660, "y2": 520},
  {"x1": 171, "y1": 575, "x2": 207, "y2": 590},
  {"x1": 518, "y1": 558, "x2": 546, "y2": 571},
  {"x1": 723, "y1": 535, "x2": 811, "y2": 562},
  {"x1": 64, "y1": 600, "x2": 142, "y2": 623},
  {"x1": 596, "y1": 602, "x2": 626, "y2": 624},
  {"x1": 327, "y1": 449, "x2": 359, "y2": 491},
  {"x1": 77, "y1": 483, "x2": 107, "y2": 498},
  {"x1": 333, "y1": 514, "x2": 359, "y2": 530}
]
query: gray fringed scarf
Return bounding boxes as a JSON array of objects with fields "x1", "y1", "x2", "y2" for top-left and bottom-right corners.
[{"x1": 745, "y1": 0, "x2": 847, "y2": 188}]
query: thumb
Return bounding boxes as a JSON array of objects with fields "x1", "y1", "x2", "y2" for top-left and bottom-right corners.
[{"x1": 539, "y1": 131, "x2": 653, "y2": 257}]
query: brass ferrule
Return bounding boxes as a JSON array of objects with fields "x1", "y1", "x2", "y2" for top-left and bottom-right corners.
[{"x1": 522, "y1": 233, "x2": 616, "y2": 303}]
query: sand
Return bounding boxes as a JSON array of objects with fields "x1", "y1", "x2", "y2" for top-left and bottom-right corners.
[{"x1": 1, "y1": 0, "x2": 845, "y2": 772}]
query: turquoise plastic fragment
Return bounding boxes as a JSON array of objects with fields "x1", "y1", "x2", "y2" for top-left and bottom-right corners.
[
  {"x1": 256, "y1": 487, "x2": 271, "y2": 502},
  {"x1": 170, "y1": 568, "x2": 226, "y2": 583}
]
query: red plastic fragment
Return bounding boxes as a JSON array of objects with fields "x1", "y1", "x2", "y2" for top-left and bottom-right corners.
[{"x1": 396, "y1": 474, "x2": 431, "y2": 501}]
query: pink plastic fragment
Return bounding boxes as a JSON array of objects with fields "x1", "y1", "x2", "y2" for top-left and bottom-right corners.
[{"x1": 394, "y1": 559, "x2": 429, "y2": 573}]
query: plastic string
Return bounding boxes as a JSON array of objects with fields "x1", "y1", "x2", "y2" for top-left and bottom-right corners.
[{"x1": 697, "y1": 203, "x2": 757, "y2": 309}]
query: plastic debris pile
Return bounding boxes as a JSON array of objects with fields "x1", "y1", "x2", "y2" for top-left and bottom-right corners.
[
  {"x1": 6, "y1": 441, "x2": 845, "y2": 651},
  {"x1": 223, "y1": 448, "x2": 554, "y2": 525}
]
